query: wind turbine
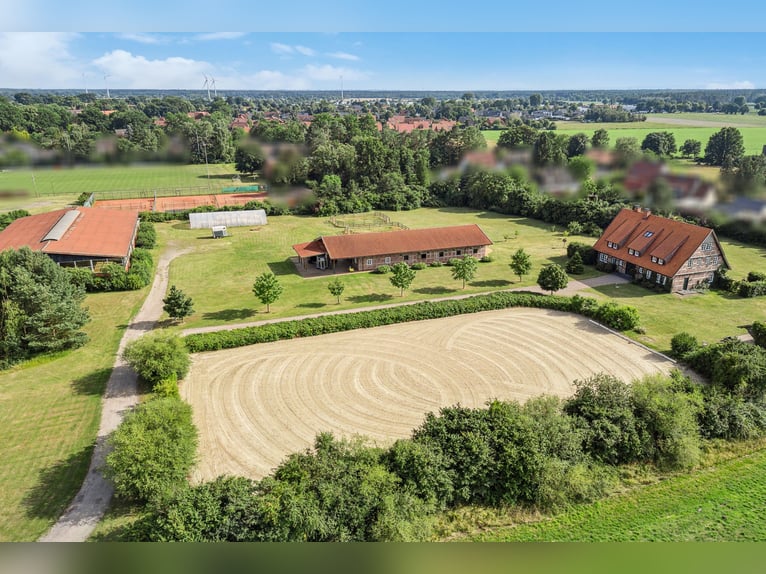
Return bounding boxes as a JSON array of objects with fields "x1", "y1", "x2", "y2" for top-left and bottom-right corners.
[
  {"x1": 103, "y1": 74, "x2": 111, "y2": 99},
  {"x1": 210, "y1": 77, "x2": 217, "y2": 98},
  {"x1": 202, "y1": 74, "x2": 211, "y2": 101},
  {"x1": 83, "y1": 73, "x2": 88, "y2": 94}
]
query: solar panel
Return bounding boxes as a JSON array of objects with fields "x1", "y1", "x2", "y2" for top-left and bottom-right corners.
[{"x1": 42, "y1": 210, "x2": 80, "y2": 242}]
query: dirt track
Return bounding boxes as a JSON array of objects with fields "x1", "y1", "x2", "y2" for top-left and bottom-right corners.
[{"x1": 182, "y1": 308, "x2": 675, "y2": 483}]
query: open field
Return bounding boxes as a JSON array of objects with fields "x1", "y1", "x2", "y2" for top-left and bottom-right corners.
[
  {"x1": 182, "y1": 308, "x2": 675, "y2": 482},
  {"x1": 471, "y1": 443, "x2": 766, "y2": 541},
  {"x1": 161, "y1": 209, "x2": 600, "y2": 331},
  {"x1": 646, "y1": 112, "x2": 766, "y2": 128},
  {"x1": 0, "y1": 284, "x2": 150, "y2": 541},
  {"x1": 484, "y1": 126, "x2": 766, "y2": 156},
  {"x1": 94, "y1": 192, "x2": 267, "y2": 213}
]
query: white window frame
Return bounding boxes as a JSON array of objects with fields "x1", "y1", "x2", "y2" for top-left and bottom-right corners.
[
  {"x1": 651, "y1": 256, "x2": 657, "y2": 263},
  {"x1": 384, "y1": 256, "x2": 391, "y2": 264},
  {"x1": 366, "y1": 258, "x2": 373, "y2": 266}
]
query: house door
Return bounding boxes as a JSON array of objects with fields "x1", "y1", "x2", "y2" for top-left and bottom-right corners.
[{"x1": 683, "y1": 277, "x2": 689, "y2": 290}]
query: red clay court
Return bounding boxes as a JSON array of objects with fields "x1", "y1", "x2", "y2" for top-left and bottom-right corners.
[{"x1": 94, "y1": 192, "x2": 268, "y2": 212}]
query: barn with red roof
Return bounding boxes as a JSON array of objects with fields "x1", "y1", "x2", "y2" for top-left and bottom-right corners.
[{"x1": 0, "y1": 207, "x2": 140, "y2": 271}]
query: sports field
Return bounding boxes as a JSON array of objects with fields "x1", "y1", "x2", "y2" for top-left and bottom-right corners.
[
  {"x1": 182, "y1": 308, "x2": 675, "y2": 482},
  {"x1": 94, "y1": 192, "x2": 267, "y2": 212}
]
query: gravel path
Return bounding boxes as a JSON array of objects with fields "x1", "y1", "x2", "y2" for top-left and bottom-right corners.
[{"x1": 39, "y1": 245, "x2": 189, "y2": 543}]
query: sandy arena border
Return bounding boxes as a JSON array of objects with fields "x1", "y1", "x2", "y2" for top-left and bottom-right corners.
[{"x1": 181, "y1": 308, "x2": 675, "y2": 482}]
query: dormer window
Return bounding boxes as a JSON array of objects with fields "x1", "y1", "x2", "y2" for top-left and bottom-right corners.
[
  {"x1": 628, "y1": 248, "x2": 634, "y2": 255},
  {"x1": 634, "y1": 250, "x2": 640, "y2": 257},
  {"x1": 607, "y1": 241, "x2": 613, "y2": 248},
  {"x1": 651, "y1": 256, "x2": 657, "y2": 263},
  {"x1": 658, "y1": 258, "x2": 664, "y2": 265}
]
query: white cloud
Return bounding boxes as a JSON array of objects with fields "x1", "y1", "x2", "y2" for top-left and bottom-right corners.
[
  {"x1": 117, "y1": 33, "x2": 168, "y2": 45},
  {"x1": 327, "y1": 51, "x2": 360, "y2": 61},
  {"x1": 270, "y1": 42, "x2": 294, "y2": 55},
  {"x1": 92, "y1": 50, "x2": 213, "y2": 89},
  {"x1": 294, "y1": 45, "x2": 316, "y2": 56},
  {"x1": 236, "y1": 70, "x2": 310, "y2": 90},
  {"x1": 0, "y1": 33, "x2": 81, "y2": 89},
  {"x1": 270, "y1": 43, "x2": 315, "y2": 57},
  {"x1": 303, "y1": 64, "x2": 368, "y2": 82},
  {"x1": 196, "y1": 32, "x2": 247, "y2": 41},
  {"x1": 705, "y1": 80, "x2": 755, "y2": 89}
]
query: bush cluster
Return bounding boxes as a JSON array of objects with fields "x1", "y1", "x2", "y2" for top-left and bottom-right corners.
[
  {"x1": 681, "y1": 338, "x2": 766, "y2": 400},
  {"x1": 135, "y1": 221, "x2": 157, "y2": 249},
  {"x1": 122, "y1": 332, "x2": 190, "y2": 389},
  {"x1": 184, "y1": 292, "x2": 641, "y2": 353},
  {"x1": 566, "y1": 241, "x2": 597, "y2": 265},
  {"x1": 375, "y1": 265, "x2": 391, "y2": 274},
  {"x1": 714, "y1": 269, "x2": 766, "y2": 298},
  {"x1": 67, "y1": 249, "x2": 153, "y2": 292},
  {"x1": 131, "y1": 371, "x2": 713, "y2": 541},
  {"x1": 479, "y1": 254, "x2": 494, "y2": 263},
  {"x1": 429, "y1": 260, "x2": 443, "y2": 267}
]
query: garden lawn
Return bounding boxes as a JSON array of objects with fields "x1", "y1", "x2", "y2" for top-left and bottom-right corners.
[
  {"x1": 471, "y1": 445, "x2": 766, "y2": 541},
  {"x1": 161, "y1": 208, "x2": 601, "y2": 330},
  {"x1": 0, "y1": 286, "x2": 149, "y2": 541},
  {"x1": 584, "y1": 237, "x2": 766, "y2": 352}
]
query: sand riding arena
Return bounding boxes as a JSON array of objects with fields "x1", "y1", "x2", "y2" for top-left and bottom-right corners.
[{"x1": 181, "y1": 308, "x2": 675, "y2": 482}]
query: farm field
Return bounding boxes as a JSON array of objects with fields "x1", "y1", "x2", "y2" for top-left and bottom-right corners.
[
  {"x1": 470, "y1": 443, "x2": 766, "y2": 541},
  {"x1": 646, "y1": 112, "x2": 766, "y2": 128},
  {"x1": 161, "y1": 208, "x2": 600, "y2": 331},
  {"x1": 483, "y1": 126, "x2": 766, "y2": 156},
  {"x1": 181, "y1": 308, "x2": 675, "y2": 482}
]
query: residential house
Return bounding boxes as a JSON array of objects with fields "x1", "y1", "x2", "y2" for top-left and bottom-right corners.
[
  {"x1": 293, "y1": 224, "x2": 492, "y2": 272},
  {"x1": 593, "y1": 206, "x2": 730, "y2": 292},
  {"x1": 0, "y1": 207, "x2": 140, "y2": 271},
  {"x1": 717, "y1": 197, "x2": 766, "y2": 223}
]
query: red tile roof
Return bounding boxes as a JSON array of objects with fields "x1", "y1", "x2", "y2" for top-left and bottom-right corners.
[
  {"x1": 293, "y1": 224, "x2": 492, "y2": 260},
  {"x1": 0, "y1": 207, "x2": 139, "y2": 259},
  {"x1": 293, "y1": 238, "x2": 326, "y2": 258},
  {"x1": 624, "y1": 161, "x2": 668, "y2": 192},
  {"x1": 593, "y1": 208, "x2": 729, "y2": 276}
]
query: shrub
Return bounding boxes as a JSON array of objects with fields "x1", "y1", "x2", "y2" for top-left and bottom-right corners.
[
  {"x1": 565, "y1": 252, "x2": 584, "y2": 274},
  {"x1": 446, "y1": 258, "x2": 460, "y2": 267},
  {"x1": 698, "y1": 387, "x2": 766, "y2": 440},
  {"x1": 105, "y1": 397, "x2": 197, "y2": 503},
  {"x1": 566, "y1": 241, "x2": 597, "y2": 265},
  {"x1": 153, "y1": 373, "x2": 179, "y2": 398},
  {"x1": 429, "y1": 260, "x2": 443, "y2": 267},
  {"x1": 375, "y1": 265, "x2": 391, "y2": 274},
  {"x1": 410, "y1": 262, "x2": 427, "y2": 270},
  {"x1": 566, "y1": 221, "x2": 583, "y2": 235},
  {"x1": 738, "y1": 280, "x2": 766, "y2": 298},
  {"x1": 747, "y1": 271, "x2": 766, "y2": 282},
  {"x1": 135, "y1": 221, "x2": 157, "y2": 249},
  {"x1": 670, "y1": 332, "x2": 699, "y2": 359},
  {"x1": 123, "y1": 333, "x2": 190, "y2": 388},
  {"x1": 753, "y1": 321, "x2": 766, "y2": 348},
  {"x1": 594, "y1": 301, "x2": 640, "y2": 331},
  {"x1": 479, "y1": 255, "x2": 494, "y2": 263}
]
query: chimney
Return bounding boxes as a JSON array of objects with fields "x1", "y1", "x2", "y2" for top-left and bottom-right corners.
[
  {"x1": 643, "y1": 208, "x2": 651, "y2": 219},
  {"x1": 633, "y1": 204, "x2": 642, "y2": 212}
]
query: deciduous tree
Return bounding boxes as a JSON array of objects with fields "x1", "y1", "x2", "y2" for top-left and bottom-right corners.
[
  {"x1": 704, "y1": 127, "x2": 745, "y2": 168},
  {"x1": 509, "y1": 248, "x2": 532, "y2": 282},
  {"x1": 390, "y1": 262, "x2": 416, "y2": 296},
  {"x1": 328, "y1": 278, "x2": 345, "y2": 304},
  {"x1": 536, "y1": 263, "x2": 568, "y2": 294},
  {"x1": 253, "y1": 271, "x2": 283, "y2": 313},
  {"x1": 451, "y1": 256, "x2": 478, "y2": 289}
]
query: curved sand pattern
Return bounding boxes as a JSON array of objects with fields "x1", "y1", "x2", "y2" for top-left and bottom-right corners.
[{"x1": 182, "y1": 308, "x2": 674, "y2": 482}]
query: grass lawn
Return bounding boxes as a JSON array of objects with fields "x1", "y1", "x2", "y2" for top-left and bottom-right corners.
[
  {"x1": 161, "y1": 208, "x2": 600, "y2": 330},
  {"x1": 469, "y1": 442, "x2": 766, "y2": 541},
  {"x1": 0, "y1": 163, "x2": 239, "y2": 206},
  {"x1": 0, "y1": 244, "x2": 159, "y2": 541},
  {"x1": 646, "y1": 112, "x2": 766, "y2": 127}
]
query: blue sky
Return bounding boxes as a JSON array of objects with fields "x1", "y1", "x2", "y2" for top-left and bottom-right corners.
[{"x1": 2, "y1": 0, "x2": 766, "y2": 92}]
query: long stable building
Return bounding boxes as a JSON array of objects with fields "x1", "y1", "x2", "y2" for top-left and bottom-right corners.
[
  {"x1": 0, "y1": 207, "x2": 140, "y2": 271},
  {"x1": 293, "y1": 224, "x2": 493, "y2": 272}
]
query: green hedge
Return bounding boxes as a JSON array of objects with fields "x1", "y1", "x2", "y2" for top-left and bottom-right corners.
[
  {"x1": 184, "y1": 292, "x2": 640, "y2": 353},
  {"x1": 752, "y1": 321, "x2": 766, "y2": 349},
  {"x1": 67, "y1": 248, "x2": 153, "y2": 292}
]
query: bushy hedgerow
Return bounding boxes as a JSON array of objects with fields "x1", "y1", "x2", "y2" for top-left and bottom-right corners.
[
  {"x1": 105, "y1": 396, "x2": 197, "y2": 503},
  {"x1": 682, "y1": 338, "x2": 766, "y2": 399},
  {"x1": 697, "y1": 387, "x2": 766, "y2": 440},
  {"x1": 135, "y1": 220, "x2": 157, "y2": 249},
  {"x1": 137, "y1": 199, "x2": 290, "y2": 223},
  {"x1": 738, "y1": 280, "x2": 766, "y2": 298},
  {"x1": 183, "y1": 292, "x2": 641, "y2": 353},
  {"x1": 410, "y1": 262, "x2": 428, "y2": 270}
]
